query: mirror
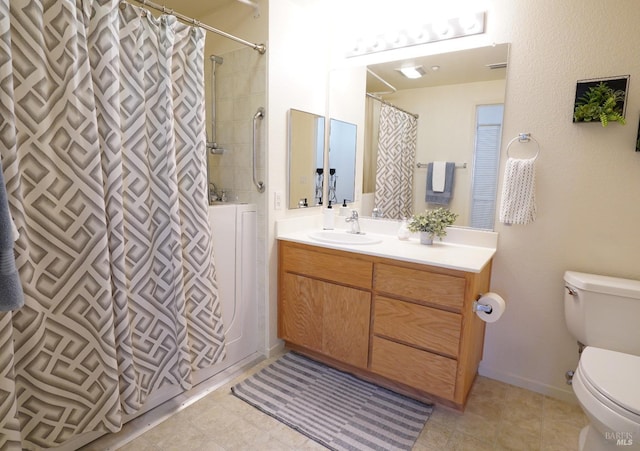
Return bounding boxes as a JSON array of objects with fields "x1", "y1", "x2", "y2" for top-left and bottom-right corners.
[
  {"x1": 328, "y1": 118, "x2": 357, "y2": 206},
  {"x1": 361, "y1": 44, "x2": 509, "y2": 229},
  {"x1": 288, "y1": 109, "x2": 325, "y2": 209}
]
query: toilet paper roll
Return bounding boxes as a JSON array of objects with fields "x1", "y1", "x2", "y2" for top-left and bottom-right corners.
[{"x1": 475, "y1": 292, "x2": 506, "y2": 323}]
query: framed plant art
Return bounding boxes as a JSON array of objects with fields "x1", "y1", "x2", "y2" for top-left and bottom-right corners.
[{"x1": 573, "y1": 75, "x2": 629, "y2": 126}]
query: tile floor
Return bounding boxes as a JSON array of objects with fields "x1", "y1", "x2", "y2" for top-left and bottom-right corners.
[{"x1": 94, "y1": 353, "x2": 588, "y2": 451}]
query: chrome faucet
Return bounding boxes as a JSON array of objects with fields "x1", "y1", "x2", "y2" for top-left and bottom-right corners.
[
  {"x1": 209, "y1": 183, "x2": 219, "y2": 204},
  {"x1": 371, "y1": 207, "x2": 383, "y2": 219},
  {"x1": 345, "y1": 210, "x2": 361, "y2": 234}
]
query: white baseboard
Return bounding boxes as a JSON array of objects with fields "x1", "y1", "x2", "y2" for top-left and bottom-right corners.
[
  {"x1": 266, "y1": 339, "x2": 285, "y2": 358},
  {"x1": 478, "y1": 362, "x2": 578, "y2": 405}
]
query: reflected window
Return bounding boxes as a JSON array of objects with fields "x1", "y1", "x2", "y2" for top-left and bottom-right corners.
[
  {"x1": 328, "y1": 119, "x2": 357, "y2": 206},
  {"x1": 470, "y1": 104, "x2": 504, "y2": 229}
]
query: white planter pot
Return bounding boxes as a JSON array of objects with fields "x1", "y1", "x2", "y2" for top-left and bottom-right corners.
[{"x1": 419, "y1": 231, "x2": 434, "y2": 245}]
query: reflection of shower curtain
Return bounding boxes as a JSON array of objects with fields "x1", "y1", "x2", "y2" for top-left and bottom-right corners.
[
  {"x1": 0, "y1": 1, "x2": 225, "y2": 448},
  {"x1": 374, "y1": 104, "x2": 418, "y2": 220}
]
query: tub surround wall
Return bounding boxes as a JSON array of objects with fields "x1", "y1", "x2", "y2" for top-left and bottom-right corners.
[
  {"x1": 208, "y1": 46, "x2": 266, "y2": 205},
  {"x1": 199, "y1": 1, "x2": 269, "y2": 356}
]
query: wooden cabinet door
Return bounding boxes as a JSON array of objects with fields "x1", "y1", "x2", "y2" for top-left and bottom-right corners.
[
  {"x1": 280, "y1": 273, "x2": 323, "y2": 353},
  {"x1": 322, "y1": 283, "x2": 371, "y2": 368},
  {"x1": 280, "y1": 272, "x2": 371, "y2": 368}
]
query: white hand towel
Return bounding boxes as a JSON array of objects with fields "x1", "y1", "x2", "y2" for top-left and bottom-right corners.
[
  {"x1": 499, "y1": 157, "x2": 536, "y2": 225},
  {"x1": 432, "y1": 161, "x2": 447, "y2": 192}
]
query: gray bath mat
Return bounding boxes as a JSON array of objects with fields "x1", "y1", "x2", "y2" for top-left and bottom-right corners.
[{"x1": 231, "y1": 352, "x2": 433, "y2": 451}]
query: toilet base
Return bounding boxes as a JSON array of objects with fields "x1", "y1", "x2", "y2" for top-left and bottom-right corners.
[{"x1": 579, "y1": 424, "x2": 640, "y2": 451}]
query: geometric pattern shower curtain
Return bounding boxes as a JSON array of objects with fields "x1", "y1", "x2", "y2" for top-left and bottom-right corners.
[
  {"x1": 374, "y1": 104, "x2": 418, "y2": 220},
  {"x1": 0, "y1": 1, "x2": 225, "y2": 449}
]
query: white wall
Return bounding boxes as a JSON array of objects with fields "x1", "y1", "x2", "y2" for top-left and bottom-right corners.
[
  {"x1": 266, "y1": 0, "x2": 331, "y2": 352},
  {"x1": 267, "y1": 0, "x2": 640, "y2": 401},
  {"x1": 479, "y1": 0, "x2": 640, "y2": 401}
]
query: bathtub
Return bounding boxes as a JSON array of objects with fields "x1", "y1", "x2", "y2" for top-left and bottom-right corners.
[
  {"x1": 193, "y1": 203, "x2": 259, "y2": 383},
  {"x1": 60, "y1": 202, "x2": 261, "y2": 450}
]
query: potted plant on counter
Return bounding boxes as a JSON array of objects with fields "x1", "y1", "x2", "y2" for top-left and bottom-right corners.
[{"x1": 407, "y1": 207, "x2": 459, "y2": 245}]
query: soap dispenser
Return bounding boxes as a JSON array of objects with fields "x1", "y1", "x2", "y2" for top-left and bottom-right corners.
[
  {"x1": 323, "y1": 201, "x2": 335, "y2": 230},
  {"x1": 397, "y1": 217, "x2": 410, "y2": 241},
  {"x1": 339, "y1": 199, "x2": 350, "y2": 217}
]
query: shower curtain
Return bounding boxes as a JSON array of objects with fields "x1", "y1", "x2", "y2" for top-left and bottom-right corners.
[
  {"x1": 374, "y1": 104, "x2": 418, "y2": 220},
  {"x1": 0, "y1": 1, "x2": 225, "y2": 449}
]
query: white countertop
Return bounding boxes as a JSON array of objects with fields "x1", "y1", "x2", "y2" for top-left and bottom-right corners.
[{"x1": 276, "y1": 215, "x2": 497, "y2": 273}]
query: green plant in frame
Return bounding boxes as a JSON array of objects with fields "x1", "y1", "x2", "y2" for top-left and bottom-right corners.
[{"x1": 573, "y1": 81, "x2": 627, "y2": 127}]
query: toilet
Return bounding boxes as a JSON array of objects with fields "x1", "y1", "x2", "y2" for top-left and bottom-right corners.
[{"x1": 564, "y1": 271, "x2": 640, "y2": 450}]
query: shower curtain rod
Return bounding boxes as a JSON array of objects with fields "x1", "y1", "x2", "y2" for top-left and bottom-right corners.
[
  {"x1": 366, "y1": 93, "x2": 419, "y2": 119},
  {"x1": 366, "y1": 68, "x2": 396, "y2": 94},
  {"x1": 129, "y1": 0, "x2": 266, "y2": 54}
]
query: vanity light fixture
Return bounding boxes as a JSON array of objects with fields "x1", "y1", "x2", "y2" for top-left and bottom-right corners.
[
  {"x1": 398, "y1": 66, "x2": 427, "y2": 79},
  {"x1": 346, "y1": 11, "x2": 486, "y2": 57}
]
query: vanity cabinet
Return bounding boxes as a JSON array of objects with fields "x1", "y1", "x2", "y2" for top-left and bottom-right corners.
[
  {"x1": 277, "y1": 240, "x2": 492, "y2": 410},
  {"x1": 279, "y1": 245, "x2": 372, "y2": 368}
]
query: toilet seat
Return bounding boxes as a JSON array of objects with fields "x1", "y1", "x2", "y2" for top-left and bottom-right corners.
[{"x1": 579, "y1": 347, "x2": 640, "y2": 421}]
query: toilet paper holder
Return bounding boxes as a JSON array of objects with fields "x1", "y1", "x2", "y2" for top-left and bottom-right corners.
[
  {"x1": 473, "y1": 292, "x2": 506, "y2": 323},
  {"x1": 473, "y1": 300, "x2": 493, "y2": 314}
]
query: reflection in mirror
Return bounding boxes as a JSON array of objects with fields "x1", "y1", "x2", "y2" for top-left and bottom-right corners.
[
  {"x1": 328, "y1": 119, "x2": 357, "y2": 207},
  {"x1": 288, "y1": 109, "x2": 325, "y2": 209},
  {"x1": 362, "y1": 44, "x2": 509, "y2": 229}
]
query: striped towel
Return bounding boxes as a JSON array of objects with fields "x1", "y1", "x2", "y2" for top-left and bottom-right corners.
[{"x1": 499, "y1": 157, "x2": 536, "y2": 225}]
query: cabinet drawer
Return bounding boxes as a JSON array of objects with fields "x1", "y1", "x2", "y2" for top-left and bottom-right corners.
[
  {"x1": 373, "y1": 296, "x2": 461, "y2": 357},
  {"x1": 281, "y1": 244, "x2": 372, "y2": 289},
  {"x1": 370, "y1": 337, "x2": 457, "y2": 400},
  {"x1": 374, "y1": 263, "x2": 465, "y2": 311}
]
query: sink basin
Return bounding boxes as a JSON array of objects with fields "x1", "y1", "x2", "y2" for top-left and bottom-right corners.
[{"x1": 308, "y1": 230, "x2": 383, "y2": 245}]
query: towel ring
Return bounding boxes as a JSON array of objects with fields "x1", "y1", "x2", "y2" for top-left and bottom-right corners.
[{"x1": 506, "y1": 133, "x2": 540, "y2": 160}]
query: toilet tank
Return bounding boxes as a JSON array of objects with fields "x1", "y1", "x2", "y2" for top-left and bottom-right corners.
[{"x1": 564, "y1": 271, "x2": 640, "y2": 356}]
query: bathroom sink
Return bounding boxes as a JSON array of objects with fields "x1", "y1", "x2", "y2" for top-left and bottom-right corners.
[{"x1": 308, "y1": 230, "x2": 382, "y2": 245}]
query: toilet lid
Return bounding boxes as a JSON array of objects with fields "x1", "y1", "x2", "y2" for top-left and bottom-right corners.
[{"x1": 580, "y1": 347, "x2": 640, "y2": 416}]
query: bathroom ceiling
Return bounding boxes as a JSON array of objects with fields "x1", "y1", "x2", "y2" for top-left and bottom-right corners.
[{"x1": 366, "y1": 44, "x2": 508, "y2": 93}]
